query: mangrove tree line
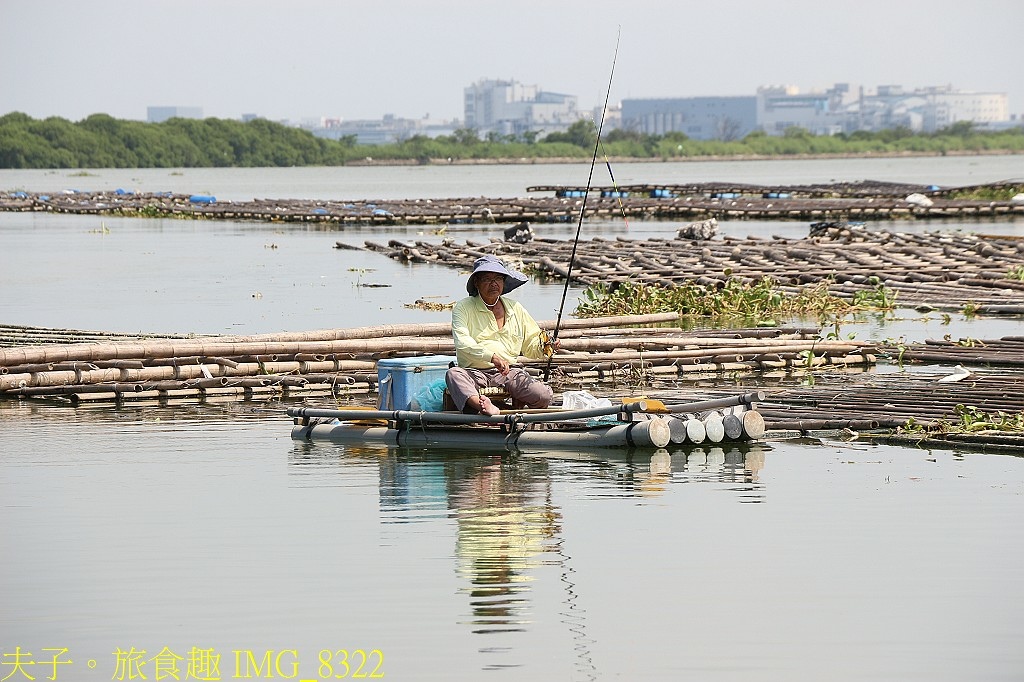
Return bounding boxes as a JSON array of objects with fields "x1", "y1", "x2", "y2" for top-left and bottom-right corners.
[{"x1": 1, "y1": 112, "x2": 1022, "y2": 169}]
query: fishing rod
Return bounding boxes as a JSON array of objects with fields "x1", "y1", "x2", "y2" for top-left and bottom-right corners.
[
  {"x1": 544, "y1": 27, "x2": 621, "y2": 382},
  {"x1": 601, "y1": 144, "x2": 629, "y2": 229}
]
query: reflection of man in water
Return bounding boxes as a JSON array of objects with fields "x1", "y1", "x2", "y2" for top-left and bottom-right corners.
[
  {"x1": 447, "y1": 458, "x2": 561, "y2": 634},
  {"x1": 372, "y1": 451, "x2": 692, "y2": 677}
]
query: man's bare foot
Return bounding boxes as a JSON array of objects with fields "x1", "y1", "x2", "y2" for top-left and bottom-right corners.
[{"x1": 478, "y1": 395, "x2": 500, "y2": 416}]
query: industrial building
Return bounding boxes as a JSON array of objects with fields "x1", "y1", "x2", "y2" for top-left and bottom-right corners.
[
  {"x1": 289, "y1": 80, "x2": 1012, "y2": 144},
  {"x1": 463, "y1": 79, "x2": 579, "y2": 138},
  {"x1": 620, "y1": 97, "x2": 758, "y2": 140}
]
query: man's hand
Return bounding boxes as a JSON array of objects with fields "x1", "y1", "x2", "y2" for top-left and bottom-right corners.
[
  {"x1": 541, "y1": 331, "x2": 561, "y2": 358},
  {"x1": 490, "y1": 354, "x2": 510, "y2": 375}
]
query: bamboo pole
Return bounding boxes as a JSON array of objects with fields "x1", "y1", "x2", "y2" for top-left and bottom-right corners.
[
  {"x1": 539, "y1": 341, "x2": 871, "y2": 361},
  {"x1": 0, "y1": 337, "x2": 455, "y2": 368},
  {"x1": 0, "y1": 357, "x2": 382, "y2": 390},
  {"x1": 0, "y1": 313, "x2": 686, "y2": 367}
]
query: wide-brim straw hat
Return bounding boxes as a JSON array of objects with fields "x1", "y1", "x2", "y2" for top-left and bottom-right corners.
[{"x1": 466, "y1": 255, "x2": 528, "y2": 296}]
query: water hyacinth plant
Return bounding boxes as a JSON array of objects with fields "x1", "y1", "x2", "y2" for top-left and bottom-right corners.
[
  {"x1": 573, "y1": 277, "x2": 896, "y2": 324},
  {"x1": 901, "y1": 406, "x2": 1024, "y2": 435}
]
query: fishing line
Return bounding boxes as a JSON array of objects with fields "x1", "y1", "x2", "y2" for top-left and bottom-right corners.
[{"x1": 544, "y1": 27, "x2": 620, "y2": 382}]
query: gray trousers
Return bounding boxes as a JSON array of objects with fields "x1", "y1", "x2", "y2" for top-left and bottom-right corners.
[{"x1": 445, "y1": 366, "x2": 554, "y2": 412}]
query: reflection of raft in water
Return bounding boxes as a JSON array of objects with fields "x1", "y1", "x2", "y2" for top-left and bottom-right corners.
[{"x1": 288, "y1": 391, "x2": 766, "y2": 452}]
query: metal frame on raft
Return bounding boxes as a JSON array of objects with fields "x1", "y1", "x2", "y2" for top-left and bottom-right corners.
[{"x1": 287, "y1": 391, "x2": 766, "y2": 451}]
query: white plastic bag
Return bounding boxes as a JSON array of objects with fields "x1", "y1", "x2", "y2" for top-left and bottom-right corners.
[{"x1": 561, "y1": 390, "x2": 614, "y2": 411}]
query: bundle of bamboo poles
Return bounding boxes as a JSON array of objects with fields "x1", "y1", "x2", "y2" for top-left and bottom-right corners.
[
  {"x1": 0, "y1": 323, "x2": 209, "y2": 348},
  {"x1": 361, "y1": 230, "x2": 1024, "y2": 311},
  {"x1": 7, "y1": 185, "x2": 1022, "y2": 224},
  {"x1": 890, "y1": 336, "x2": 1024, "y2": 367},
  {"x1": 754, "y1": 369, "x2": 1024, "y2": 435},
  {"x1": 522, "y1": 334, "x2": 875, "y2": 389},
  {"x1": 0, "y1": 313, "x2": 876, "y2": 404},
  {"x1": 526, "y1": 179, "x2": 945, "y2": 199}
]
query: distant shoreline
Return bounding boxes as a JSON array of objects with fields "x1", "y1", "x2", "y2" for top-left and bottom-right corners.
[{"x1": 345, "y1": 149, "x2": 1023, "y2": 167}]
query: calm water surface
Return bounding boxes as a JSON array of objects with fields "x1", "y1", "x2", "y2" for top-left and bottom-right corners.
[
  {"x1": 3, "y1": 154, "x2": 1023, "y2": 201},
  {"x1": 1, "y1": 156, "x2": 1022, "y2": 337},
  {"x1": 2, "y1": 158, "x2": 1024, "y2": 680},
  {"x1": 3, "y1": 402, "x2": 1023, "y2": 681}
]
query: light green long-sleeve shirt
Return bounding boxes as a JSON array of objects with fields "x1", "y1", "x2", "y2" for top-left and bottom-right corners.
[{"x1": 452, "y1": 295, "x2": 546, "y2": 369}]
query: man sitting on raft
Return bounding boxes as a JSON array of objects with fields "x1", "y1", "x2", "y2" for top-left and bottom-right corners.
[{"x1": 446, "y1": 255, "x2": 560, "y2": 415}]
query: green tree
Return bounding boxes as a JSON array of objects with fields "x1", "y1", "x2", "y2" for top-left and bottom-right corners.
[
  {"x1": 449, "y1": 128, "x2": 481, "y2": 146},
  {"x1": 938, "y1": 120, "x2": 975, "y2": 137},
  {"x1": 542, "y1": 119, "x2": 596, "y2": 147},
  {"x1": 0, "y1": 111, "x2": 1021, "y2": 169}
]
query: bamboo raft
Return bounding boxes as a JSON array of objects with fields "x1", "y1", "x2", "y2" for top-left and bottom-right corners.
[
  {"x1": 2, "y1": 318, "x2": 1023, "y2": 448},
  {"x1": 3, "y1": 180, "x2": 1022, "y2": 224},
  {"x1": 530, "y1": 179, "x2": 1024, "y2": 200},
  {"x1": 889, "y1": 335, "x2": 1024, "y2": 366},
  {"x1": 0, "y1": 323, "x2": 211, "y2": 347},
  {"x1": 361, "y1": 228, "x2": 1024, "y2": 312},
  {"x1": 0, "y1": 315, "x2": 874, "y2": 403},
  {"x1": 754, "y1": 368, "x2": 1024, "y2": 443}
]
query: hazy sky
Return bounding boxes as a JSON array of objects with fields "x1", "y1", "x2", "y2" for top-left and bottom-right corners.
[{"x1": 2, "y1": 0, "x2": 1021, "y2": 124}]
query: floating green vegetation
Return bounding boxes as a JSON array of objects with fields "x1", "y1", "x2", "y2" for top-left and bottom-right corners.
[
  {"x1": 951, "y1": 404, "x2": 1024, "y2": 432},
  {"x1": 901, "y1": 405, "x2": 1024, "y2": 435},
  {"x1": 944, "y1": 183, "x2": 1024, "y2": 201},
  {"x1": 851, "y1": 277, "x2": 899, "y2": 308},
  {"x1": 349, "y1": 267, "x2": 387, "y2": 288},
  {"x1": 112, "y1": 205, "x2": 193, "y2": 220},
  {"x1": 573, "y1": 277, "x2": 896, "y2": 324},
  {"x1": 942, "y1": 335, "x2": 983, "y2": 347},
  {"x1": 962, "y1": 301, "x2": 981, "y2": 317},
  {"x1": 1007, "y1": 265, "x2": 1024, "y2": 281},
  {"x1": 135, "y1": 205, "x2": 165, "y2": 218}
]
